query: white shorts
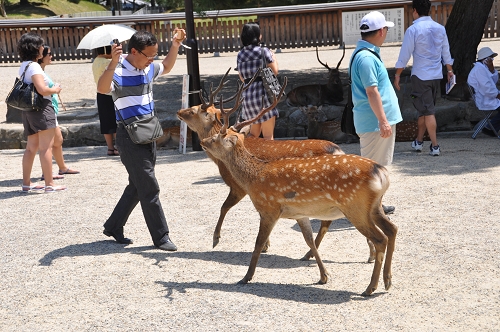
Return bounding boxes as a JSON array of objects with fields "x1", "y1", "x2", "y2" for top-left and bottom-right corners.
[{"x1": 359, "y1": 125, "x2": 396, "y2": 166}]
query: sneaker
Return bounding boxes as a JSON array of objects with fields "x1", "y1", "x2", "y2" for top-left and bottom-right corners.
[
  {"x1": 429, "y1": 144, "x2": 440, "y2": 156},
  {"x1": 411, "y1": 140, "x2": 423, "y2": 152}
]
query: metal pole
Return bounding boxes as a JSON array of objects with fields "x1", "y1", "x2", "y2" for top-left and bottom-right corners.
[{"x1": 184, "y1": 0, "x2": 202, "y2": 151}]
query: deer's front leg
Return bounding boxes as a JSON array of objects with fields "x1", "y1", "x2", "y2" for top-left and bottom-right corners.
[
  {"x1": 238, "y1": 216, "x2": 278, "y2": 284},
  {"x1": 301, "y1": 220, "x2": 332, "y2": 261},
  {"x1": 213, "y1": 185, "x2": 247, "y2": 248},
  {"x1": 296, "y1": 217, "x2": 329, "y2": 284}
]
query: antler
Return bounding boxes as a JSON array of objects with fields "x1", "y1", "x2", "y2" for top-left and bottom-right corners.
[
  {"x1": 335, "y1": 42, "x2": 346, "y2": 70},
  {"x1": 217, "y1": 68, "x2": 262, "y2": 104},
  {"x1": 232, "y1": 76, "x2": 288, "y2": 132},
  {"x1": 316, "y1": 45, "x2": 330, "y2": 70},
  {"x1": 219, "y1": 82, "x2": 246, "y2": 135},
  {"x1": 200, "y1": 67, "x2": 231, "y2": 110}
]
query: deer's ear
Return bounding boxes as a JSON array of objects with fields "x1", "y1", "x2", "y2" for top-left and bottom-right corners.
[
  {"x1": 224, "y1": 134, "x2": 238, "y2": 147},
  {"x1": 239, "y1": 125, "x2": 251, "y2": 136},
  {"x1": 206, "y1": 111, "x2": 215, "y2": 121},
  {"x1": 213, "y1": 110, "x2": 222, "y2": 124}
]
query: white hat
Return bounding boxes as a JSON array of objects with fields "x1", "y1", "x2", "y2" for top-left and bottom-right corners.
[
  {"x1": 477, "y1": 47, "x2": 498, "y2": 61},
  {"x1": 360, "y1": 11, "x2": 395, "y2": 32}
]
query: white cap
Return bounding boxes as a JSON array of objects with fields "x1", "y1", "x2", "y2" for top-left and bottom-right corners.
[
  {"x1": 477, "y1": 47, "x2": 498, "y2": 61},
  {"x1": 360, "y1": 11, "x2": 395, "y2": 32}
]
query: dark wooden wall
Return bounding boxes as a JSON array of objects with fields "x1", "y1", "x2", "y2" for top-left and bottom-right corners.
[{"x1": 0, "y1": 0, "x2": 496, "y2": 63}]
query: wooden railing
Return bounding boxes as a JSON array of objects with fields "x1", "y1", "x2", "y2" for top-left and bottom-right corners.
[{"x1": 0, "y1": 0, "x2": 497, "y2": 63}]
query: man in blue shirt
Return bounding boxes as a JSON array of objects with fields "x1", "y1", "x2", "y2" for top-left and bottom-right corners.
[
  {"x1": 394, "y1": 0, "x2": 454, "y2": 156},
  {"x1": 97, "y1": 30, "x2": 186, "y2": 251},
  {"x1": 467, "y1": 47, "x2": 500, "y2": 137},
  {"x1": 350, "y1": 11, "x2": 403, "y2": 215}
]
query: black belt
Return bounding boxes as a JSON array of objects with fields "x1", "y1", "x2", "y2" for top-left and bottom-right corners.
[{"x1": 244, "y1": 76, "x2": 262, "y2": 84}]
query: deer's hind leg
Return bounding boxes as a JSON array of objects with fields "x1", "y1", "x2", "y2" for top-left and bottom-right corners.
[
  {"x1": 345, "y1": 210, "x2": 388, "y2": 296},
  {"x1": 372, "y1": 207, "x2": 397, "y2": 291},
  {"x1": 296, "y1": 217, "x2": 329, "y2": 284}
]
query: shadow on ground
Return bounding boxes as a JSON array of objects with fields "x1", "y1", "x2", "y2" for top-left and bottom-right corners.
[{"x1": 155, "y1": 280, "x2": 381, "y2": 304}]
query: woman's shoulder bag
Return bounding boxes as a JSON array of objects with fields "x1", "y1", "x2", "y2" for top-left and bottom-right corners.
[
  {"x1": 5, "y1": 62, "x2": 44, "y2": 112},
  {"x1": 260, "y1": 47, "x2": 284, "y2": 103}
]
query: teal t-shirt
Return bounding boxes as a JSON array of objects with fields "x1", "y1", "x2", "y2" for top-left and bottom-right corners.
[
  {"x1": 349, "y1": 40, "x2": 402, "y2": 133},
  {"x1": 43, "y1": 72, "x2": 59, "y2": 114}
]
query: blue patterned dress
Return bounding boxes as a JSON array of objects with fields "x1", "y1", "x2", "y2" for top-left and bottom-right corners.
[{"x1": 236, "y1": 45, "x2": 279, "y2": 123}]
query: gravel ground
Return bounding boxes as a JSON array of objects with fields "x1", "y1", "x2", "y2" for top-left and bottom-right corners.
[{"x1": 0, "y1": 137, "x2": 499, "y2": 331}]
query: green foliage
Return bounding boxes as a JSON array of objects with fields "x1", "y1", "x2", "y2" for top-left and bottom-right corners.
[
  {"x1": 157, "y1": 0, "x2": 355, "y2": 13},
  {"x1": 3, "y1": 0, "x2": 105, "y2": 18}
]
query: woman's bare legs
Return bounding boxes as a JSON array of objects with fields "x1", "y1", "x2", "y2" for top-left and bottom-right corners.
[
  {"x1": 52, "y1": 126, "x2": 68, "y2": 171},
  {"x1": 249, "y1": 116, "x2": 276, "y2": 140},
  {"x1": 38, "y1": 128, "x2": 56, "y2": 187},
  {"x1": 104, "y1": 133, "x2": 114, "y2": 150},
  {"x1": 104, "y1": 133, "x2": 118, "y2": 155},
  {"x1": 22, "y1": 134, "x2": 39, "y2": 187}
]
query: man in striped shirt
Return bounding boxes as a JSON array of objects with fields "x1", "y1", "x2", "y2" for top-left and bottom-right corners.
[{"x1": 98, "y1": 30, "x2": 186, "y2": 251}]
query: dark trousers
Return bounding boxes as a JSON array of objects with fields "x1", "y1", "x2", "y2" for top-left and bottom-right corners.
[
  {"x1": 489, "y1": 107, "x2": 500, "y2": 131},
  {"x1": 103, "y1": 125, "x2": 169, "y2": 246}
]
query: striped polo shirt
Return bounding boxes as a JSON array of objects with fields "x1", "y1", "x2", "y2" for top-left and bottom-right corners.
[{"x1": 111, "y1": 55, "x2": 163, "y2": 124}]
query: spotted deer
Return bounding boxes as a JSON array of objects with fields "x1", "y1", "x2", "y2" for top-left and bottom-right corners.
[
  {"x1": 286, "y1": 44, "x2": 345, "y2": 107},
  {"x1": 178, "y1": 68, "x2": 354, "y2": 258},
  {"x1": 200, "y1": 85, "x2": 397, "y2": 296}
]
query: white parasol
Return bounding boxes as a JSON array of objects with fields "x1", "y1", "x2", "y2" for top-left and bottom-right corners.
[{"x1": 77, "y1": 24, "x2": 137, "y2": 50}]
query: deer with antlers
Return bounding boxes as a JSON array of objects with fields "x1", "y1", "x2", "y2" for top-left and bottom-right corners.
[
  {"x1": 178, "y1": 68, "x2": 354, "y2": 257},
  {"x1": 200, "y1": 81, "x2": 397, "y2": 296},
  {"x1": 286, "y1": 44, "x2": 346, "y2": 107}
]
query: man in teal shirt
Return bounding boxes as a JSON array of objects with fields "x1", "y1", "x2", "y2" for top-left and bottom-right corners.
[{"x1": 350, "y1": 11, "x2": 403, "y2": 214}]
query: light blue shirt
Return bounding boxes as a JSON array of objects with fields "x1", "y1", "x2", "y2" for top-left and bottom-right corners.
[
  {"x1": 467, "y1": 61, "x2": 500, "y2": 111},
  {"x1": 395, "y1": 16, "x2": 453, "y2": 80},
  {"x1": 350, "y1": 40, "x2": 402, "y2": 134}
]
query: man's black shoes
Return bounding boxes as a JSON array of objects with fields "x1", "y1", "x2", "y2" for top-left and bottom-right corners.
[
  {"x1": 156, "y1": 234, "x2": 177, "y2": 251},
  {"x1": 382, "y1": 205, "x2": 395, "y2": 215},
  {"x1": 103, "y1": 229, "x2": 134, "y2": 244}
]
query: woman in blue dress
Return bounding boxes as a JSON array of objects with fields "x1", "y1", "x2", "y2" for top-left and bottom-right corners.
[{"x1": 237, "y1": 22, "x2": 279, "y2": 139}]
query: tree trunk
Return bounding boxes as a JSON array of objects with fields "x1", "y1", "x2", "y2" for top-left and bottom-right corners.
[
  {"x1": 446, "y1": 0, "x2": 494, "y2": 77},
  {"x1": 444, "y1": 0, "x2": 494, "y2": 100},
  {"x1": 19, "y1": 0, "x2": 29, "y2": 5},
  {"x1": 0, "y1": 0, "x2": 7, "y2": 18}
]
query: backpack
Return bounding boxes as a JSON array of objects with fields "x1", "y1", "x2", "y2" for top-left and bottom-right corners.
[{"x1": 341, "y1": 48, "x2": 381, "y2": 135}]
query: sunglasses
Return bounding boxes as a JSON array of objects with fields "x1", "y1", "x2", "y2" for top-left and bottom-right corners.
[{"x1": 137, "y1": 49, "x2": 157, "y2": 60}]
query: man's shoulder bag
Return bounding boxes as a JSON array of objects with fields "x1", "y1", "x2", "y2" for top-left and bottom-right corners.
[
  {"x1": 117, "y1": 111, "x2": 163, "y2": 145},
  {"x1": 260, "y1": 47, "x2": 284, "y2": 103},
  {"x1": 341, "y1": 48, "x2": 381, "y2": 136},
  {"x1": 5, "y1": 62, "x2": 44, "y2": 112}
]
